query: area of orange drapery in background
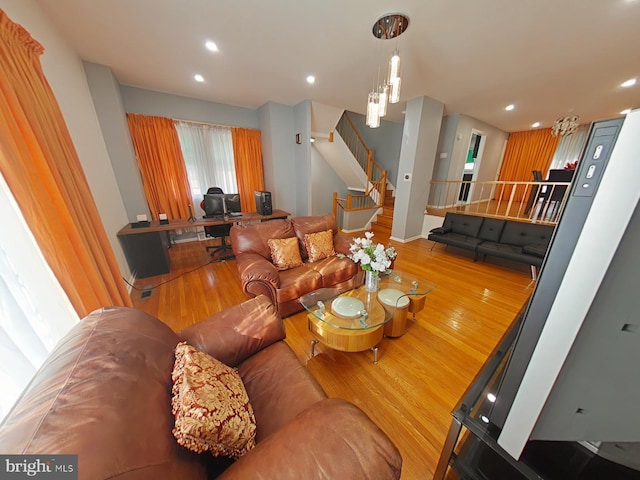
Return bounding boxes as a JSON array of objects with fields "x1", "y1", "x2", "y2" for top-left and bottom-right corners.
[
  {"x1": 231, "y1": 127, "x2": 265, "y2": 212},
  {"x1": 497, "y1": 128, "x2": 560, "y2": 201},
  {"x1": 127, "y1": 113, "x2": 193, "y2": 220},
  {"x1": 0, "y1": 10, "x2": 131, "y2": 317}
]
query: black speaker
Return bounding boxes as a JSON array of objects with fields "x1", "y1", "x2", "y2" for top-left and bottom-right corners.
[{"x1": 254, "y1": 191, "x2": 272, "y2": 216}]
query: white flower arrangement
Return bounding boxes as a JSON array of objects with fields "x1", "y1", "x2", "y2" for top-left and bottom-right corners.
[{"x1": 347, "y1": 232, "x2": 397, "y2": 274}]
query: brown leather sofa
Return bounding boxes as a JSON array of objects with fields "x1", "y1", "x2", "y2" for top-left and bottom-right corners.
[
  {"x1": 0, "y1": 295, "x2": 401, "y2": 479},
  {"x1": 230, "y1": 213, "x2": 357, "y2": 317}
]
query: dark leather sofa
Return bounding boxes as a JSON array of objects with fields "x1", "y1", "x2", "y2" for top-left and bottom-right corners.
[
  {"x1": 230, "y1": 213, "x2": 357, "y2": 317},
  {"x1": 0, "y1": 295, "x2": 402, "y2": 479},
  {"x1": 428, "y1": 213, "x2": 554, "y2": 273}
]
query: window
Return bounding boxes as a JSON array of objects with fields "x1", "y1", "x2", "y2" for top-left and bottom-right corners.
[
  {"x1": 175, "y1": 122, "x2": 238, "y2": 216},
  {"x1": 0, "y1": 174, "x2": 78, "y2": 421}
]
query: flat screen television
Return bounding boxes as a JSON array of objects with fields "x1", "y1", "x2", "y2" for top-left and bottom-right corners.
[
  {"x1": 203, "y1": 193, "x2": 225, "y2": 218},
  {"x1": 223, "y1": 194, "x2": 242, "y2": 214}
]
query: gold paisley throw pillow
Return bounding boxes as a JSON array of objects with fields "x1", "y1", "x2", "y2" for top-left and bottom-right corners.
[
  {"x1": 267, "y1": 237, "x2": 303, "y2": 270},
  {"x1": 171, "y1": 342, "x2": 256, "y2": 458},
  {"x1": 304, "y1": 229, "x2": 335, "y2": 262}
]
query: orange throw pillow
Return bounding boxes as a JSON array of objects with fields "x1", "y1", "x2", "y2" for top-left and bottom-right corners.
[
  {"x1": 304, "y1": 230, "x2": 335, "y2": 262},
  {"x1": 267, "y1": 237, "x2": 303, "y2": 270},
  {"x1": 171, "y1": 342, "x2": 256, "y2": 458}
]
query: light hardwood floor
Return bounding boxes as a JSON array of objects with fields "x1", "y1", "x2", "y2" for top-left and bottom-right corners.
[{"x1": 131, "y1": 228, "x2": 534, "y2": 479}]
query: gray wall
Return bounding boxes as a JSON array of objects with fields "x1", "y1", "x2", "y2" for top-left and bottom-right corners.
[
  {"x1": 392, "y1": 96, "x2": 444, "y2": 241},
  {"x1": 311, "y1": 147, "x2": 348, "y2": 215},
  {"x1": 257, "y1": 102, "x2": 297, "y2": 215},
  {"x1": 121, "y1": 86, "x2": 259, "y2": 129},
  {"x1": 348, "y1": 111, "x2": 403, "y2": 186},
  {"x1": 294, "y1": 100, "x2": 312, "y2": 216},
  {"x1": 83, "y1": 62, "x2": 149, "y2": 222},
  {"x1": 431, "y1": 113, "x2": 508, "y2": 206},
  {"x1": 434, "y1": 113, "x2": 508, "y2": 183}
]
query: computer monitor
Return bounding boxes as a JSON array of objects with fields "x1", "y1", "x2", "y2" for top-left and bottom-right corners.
[
  {"x1": 203, "y1": 193, "x2": 225, "y2": 218},
  {"x1": 223, "y1": 194, "x2": 242, "y2": 214}
]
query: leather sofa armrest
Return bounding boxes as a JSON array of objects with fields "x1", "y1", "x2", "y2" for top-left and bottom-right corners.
[
  {"x1": 177, "y1": 295, "x2": 285, "y2": 367},
  {"x1": 235, "y1": 252, "x2": 280, "y2": 304},
  {"x1": 333, "y1": 233, "x2": 354, "y2": 256},
  {"x1": 218, "y1": 398, "x2": 402, "y2": 480}
]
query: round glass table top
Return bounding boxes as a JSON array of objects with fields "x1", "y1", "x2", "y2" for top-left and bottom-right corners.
[{"x1": 299, "y1": 269, "x2": 436, "y2": 330}]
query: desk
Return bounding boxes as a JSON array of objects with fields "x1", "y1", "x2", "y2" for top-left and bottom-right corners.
[{"x1": 117, "y1": 209, "x2": 290, "y2": 278}]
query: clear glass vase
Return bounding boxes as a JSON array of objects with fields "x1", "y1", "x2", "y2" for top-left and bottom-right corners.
[{"x1": 365, "y1": 270, "x2": 379, "y2": 293}]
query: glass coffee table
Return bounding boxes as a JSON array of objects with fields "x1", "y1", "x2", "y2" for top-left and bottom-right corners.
[{"x1": 300, "y1": 270, "x2": 436, "y2": 364}]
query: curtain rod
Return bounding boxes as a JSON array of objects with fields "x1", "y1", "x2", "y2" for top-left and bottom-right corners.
[
  {"x1": 172, "y1": 118, "x2": 233, "y2": 129},
  {"x1": 173, "y1": 118, "x2": 260, "y2": 132}
]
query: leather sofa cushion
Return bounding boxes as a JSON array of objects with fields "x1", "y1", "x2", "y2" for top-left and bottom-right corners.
[
  {"x1": 171, "y1": 342, "x2": 256, "y2": 458},
  {"x1": 275, "y1": 265, "x2": 322, "y2": 303},
  {"x1": 231, "y1": 219, "x2": 296, "y2": 260},
  {"x1": 292, "y1": 214, "x2": 338, "y2": 260},
  {"x1": 478, "y1": 218, "x2": 506, "y2": 242},
  {"x1": 429, "y1": 232, "x2": 483, "y2": 250},
  {"x1": 306, "y1": 255, "x2": 357, "y2": 287},
  {"x1": 477, "y1": 242, "x2": 545, "y2": 267},
  {"x1": 522, "y1": 243, "x2": 548, "y2": 258},
  {"x1": 499, "y1": 221, "x2": 554, "y2": 247},
  {"x1": 442, "y1": 213, "x2": 484, "y2": 237},
  {"x1": 238, "y1": 341, "x2": 327, "y2": 442}
]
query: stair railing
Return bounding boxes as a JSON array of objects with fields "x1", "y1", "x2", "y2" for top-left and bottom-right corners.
[
  {"x1": 336, "y1": 112, "x2": 387, "y2": 207},
  {"x1": 427, "y1": 179, "x2": 572, "y2": 225}
]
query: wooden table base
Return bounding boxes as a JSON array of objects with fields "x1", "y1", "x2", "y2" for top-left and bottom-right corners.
[{"x1": 308, "y1": 315, "x2": 384, "y2": 364}]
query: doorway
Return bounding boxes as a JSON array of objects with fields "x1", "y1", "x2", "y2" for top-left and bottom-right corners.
[{"x1": 458, "y1": 130, "x2": 485, "y2": 204}]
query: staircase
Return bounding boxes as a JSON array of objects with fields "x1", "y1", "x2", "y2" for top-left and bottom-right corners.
[
  {"x1": 371, "y1": 190, "x2": 395, "y2": 235},
  {"x1": 330, "y1": 112, "x2": 392, "y2": 226}
]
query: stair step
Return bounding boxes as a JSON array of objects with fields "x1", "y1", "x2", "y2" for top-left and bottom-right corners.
[
  {"x1": 371, "y1": 222, "x2": 391, "y2": 235},
  {"x1": 371, "y1": 221, "x2": 391, "y2": 234},
  {"x1": 375, "y1": 215, "x2": 393, "y2": 228}
]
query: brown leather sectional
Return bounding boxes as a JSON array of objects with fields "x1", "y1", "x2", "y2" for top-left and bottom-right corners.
[
  {"x1": 0, "y1": 295, "x2": 402, "y2": 479},
  {"x1": 230, "y1": 213, "x2": 358, "y2": 317}
]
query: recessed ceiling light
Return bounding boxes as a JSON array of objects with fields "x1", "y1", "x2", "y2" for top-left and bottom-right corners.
[
  {"x1": 194, "y1": 74, "x2": 204, "y2": 83},
  {"x1": 306, "y1": 75, "x2": 316, "y2": 84},
  {"x1": 621, "y1": 108, "x2": 632, "y2": 115},
  {"x1": 205, "y1": 41, "x2": 219, "y2": 52},
  {"x1": 531, "y1": 122, "x2": 541, "y2": 128},
  {"x1": 505, "y1": 104, "x2": 515, "y2": 111},
  {"x1": 621, "y1": 78, "x2": 637, "y2": 88}
]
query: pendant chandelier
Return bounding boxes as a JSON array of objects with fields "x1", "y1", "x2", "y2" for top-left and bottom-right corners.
[
  {"x1": 551, "y1": 115, "x2": 580, "y2": 136},
  {"x1": 366, "y1": 13, "x2": 409, "y2": 128}
]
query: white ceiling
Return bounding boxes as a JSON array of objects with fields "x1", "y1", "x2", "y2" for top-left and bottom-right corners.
[{"x1": 34, "y1": 0, "x2": 640, "y2": 132}]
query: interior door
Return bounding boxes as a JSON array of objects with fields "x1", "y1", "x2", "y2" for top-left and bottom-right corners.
[{"x1": 458, "y1": 131, "x2": 485, "y2": 203}]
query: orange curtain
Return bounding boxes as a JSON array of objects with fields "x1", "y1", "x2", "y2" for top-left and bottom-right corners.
[
  {"x1": 231, "y1": 128, "x2": 265, "y2": 212},
  {"x1": 127, "y1": 113, "x2": 192, "y2": 219},
  {"x1": 497, "y1": 128, "x2": 560, "y2": 201},
  {"x1": 0, "y1": 10, "x2": 131, "y2": 317}
]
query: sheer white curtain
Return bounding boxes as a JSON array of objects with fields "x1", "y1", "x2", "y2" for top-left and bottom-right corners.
[
  {"x1": 0, "y1": 174, "x2": 78, "y2": 421},
  {"x1": 549, "y1": 124, "x2": 590, "y2": 171},
  {"x1": 174, "y1": 121, "x2": 237, "y2": 216}
]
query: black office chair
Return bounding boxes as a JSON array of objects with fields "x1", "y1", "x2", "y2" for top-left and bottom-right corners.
[
  {"x1": 524, "y1": 170, "x2": 544, "y2": 214},
  {"x1": 202, "y1": 187, "x2": 233, "y2": 258}
]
